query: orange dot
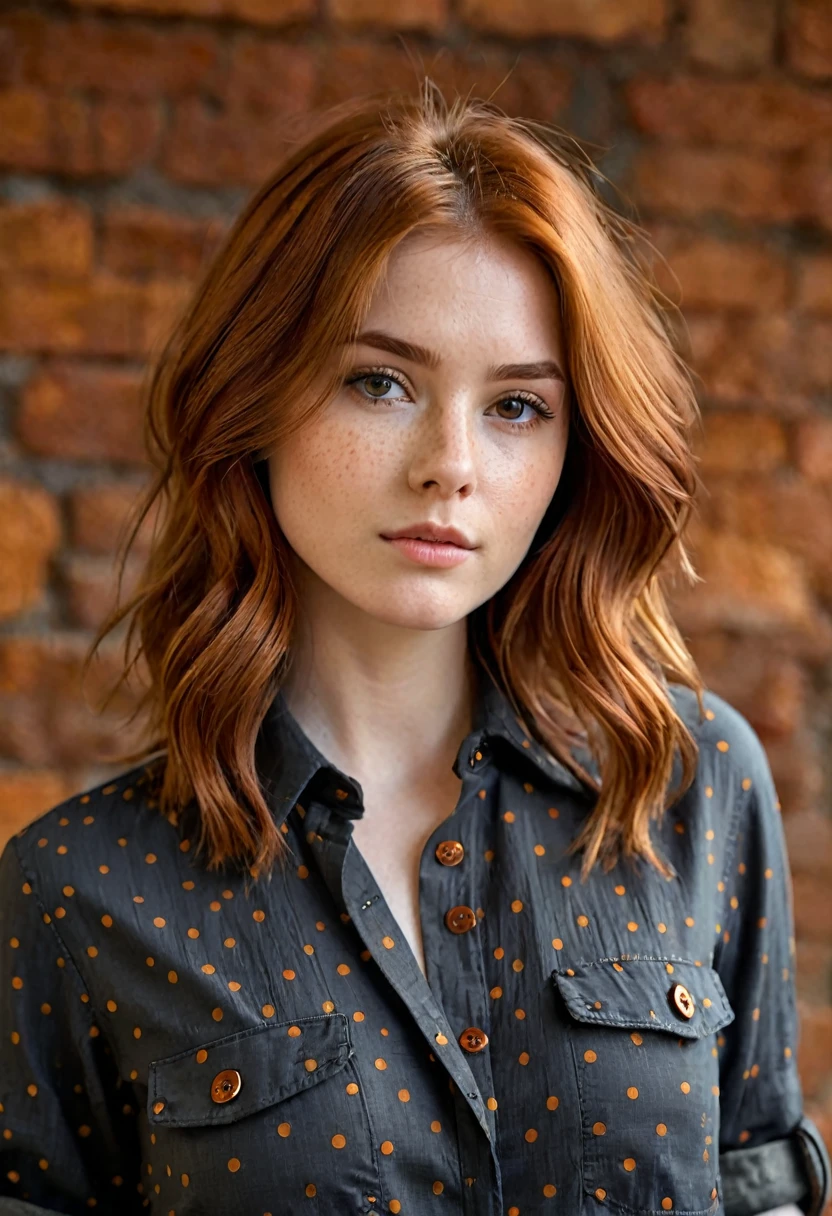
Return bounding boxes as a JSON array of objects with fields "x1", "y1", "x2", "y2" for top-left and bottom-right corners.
[
  {"x1": 592, "y1": 1122, "x2": 606, "y2": 1135},
  {"x1": 277, "y1": 1122, "x2": 291, "y2": 1138},
  {"x1": 252, "y1": 910, "x2": 265, "y2": 922},
  {"x1": 546, "y1": 1095, "x2": 559, "y2": 1110},
  {"x1": 305, "y1": 1184, "x2": 317, "y2": 1197},
  {"x1": 374, "y1": 1058, "x2": 387, "y2": 1070},
  {"x1": 662, "y1": 1200, "x2": 673, "y2": 1211},
  {"x1": 627, "y1": 921, "x2": 638, "y2": 932},
  {"x1": 552, "y1": 938, "x2": 563, "y2": 950},
  {"x1": 380, "y1": 1140, "x2": 394, "y2": 1155},
  {"x1": 227, "y1": 1158, "x2": 240, "y2": 1172},
  {"x1": 347, "y1": 1083, "x2": 360, "y2": 1095},
  {"x1": 656, "y1": 1123, "x2": 667, "y2": 1136},
  {"x1": 382, "y1": 936, "x2": 395, "y2": 949},
  {"x1": 304, "y1": 1058, "x2": 317, "y2": 1072},
  {"x1": 680, "y1": 1081, "x2": 690, "y2": 1094},
  {"x1": 584, "y1": 1049, "x2": 597, "y2": 1063},
  {"x1": 331, "y1": 1134, "x2": 346, "y2": 1149},
  {"x1": 432, "y1": 1181, "x2": 444, "y2": 1194},
  {"x1": 623, "y1": 1158, "x2": 636, "y2": 1171},
  {"x1": 390, "y1": 1203, "x2": 401, "y2": 1214},
  {"x1": 595, "y1": 1189, "x2": 607, "y2": 1201},
  {"x1": 576, "y1": 915, "x2": 589, "y2": 927},
  {"x1": 525, "y1": 1128, "x2": 538, "y2": 1142},
  {"x1": 561, "y1": 876, "x2": 572, "y2": 887},
  {"x1": 627, "y1": 1086, "x2": 639, "y2": 1099},
  {"x1": 196, "y1": 1049, "x2": 208, "y2": 1064},
  {"x1": 430, "y1": 1120, "x2": 441, "y2": 1132},
  {"x1": 262, "y1": 1004, "x2": 275, "y2": 1018}
]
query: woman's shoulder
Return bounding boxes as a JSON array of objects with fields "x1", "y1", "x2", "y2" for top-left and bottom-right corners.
[
  {"x1": 668, "y1": 681, "x2": 776, "y2": 790},
  {"x1": 4, "y1": 756, "x2": 179, "y2": 906}
]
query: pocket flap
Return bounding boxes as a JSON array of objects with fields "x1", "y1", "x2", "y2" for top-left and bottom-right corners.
[
  {"x1": 147, "y1": 1012, "x2": 353, "y2": 1127},
  {"x1": 552, "y1": 957, "x2": 735, "y2": 1039}
]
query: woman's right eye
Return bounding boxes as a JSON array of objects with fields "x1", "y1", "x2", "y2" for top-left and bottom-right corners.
[{"x1": 345, "y1": 368, "x2": 408, "y2": 402}]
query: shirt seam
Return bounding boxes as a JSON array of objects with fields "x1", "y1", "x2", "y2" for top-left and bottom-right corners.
[{"x1": 11, "y1": 834, "x2": 106, "y2": 1038}]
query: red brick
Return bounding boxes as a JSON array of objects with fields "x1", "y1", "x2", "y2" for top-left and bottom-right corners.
[
  {"x1": 695, "y1": 413, "x2": 787, "y2": 477},
  {"x1": 786, "y1": 0, "x2": 832, "y2": 79},
  {"x1": 94, "y1": 97, "x2": 162, "y2": 175},
  {"x1": 0, "y1": 86, "x2": 161, "y2": 177},
  {"x1": 795, "y1": 939, "x2": 832, "y2": 1007},
  {"x1": 688, "y1": 636, "x2": 807, "y2": 737},
  {"x1": 62, "y1": 553, "x2": 146, "y2": 629},
  {"x1": 224, "y1": 38, "x2": 316, "y2": 112},
  {"x1": 686, "y1": 314, "x2": 811, "y2": 414},
  {"x1": 626, "y1": 75, "x2": 832, "y2": 149},
  {"x1": 760, "y1": 730, "x2": 826, "y2": 816},
  {"x1": 17, "y1": 361, "x2": 147, "y2": 462},
  {"x1": 329, "y1": 0, "x2": 446, "y2": 30},
  {"x1": 101, "y1": 206, "x2": 228, "y2": 279},
  {"x1": 795, "y1": 418, "x2": 832, "y2": 483},
  {"x1": 0, "y1": 632, "x2": 131, "y2": 704},
  {"x1": 22, "y1": 17, "x2": 221, "y2": 98},
  {"x1": 797, "y1": 255, "x2": 832, "y2": 313},
  {"x1": 650, "y1": 229, "x2": 790, "y2": 310},
  {"x1": 700, "y1": 480, "x2": 832, "y2": 585},
  {"x1": 69, "y1": 481, "x2": 157, "y2": 555},
  {"x1": 794, "y1": 877, "x2": 832, "y2": 944},
  {"x1": 0, "y1": 480, "x2": 61, "y2": 622},
  {"x1": 668, "y1": 527, "x2": 818, "y2": 635},
  {"x1": 67, "y1": 0, "x2": 315, "y2": 25},
  {"x1": 785, "y1": 809, "x2": 832, "y2": 878},
  {"x1": 631, "y1": 147, "x2": 794, "y2": 224},
  {"x1": 460, "y1": 0, "x2": 666, "y2": 42},
  {"x1": 0, "y1": 274, "x2": 191, "y2": 357},
  {"x1": 0, "y1": 770, "x2": 79, "y2": 844},
  {"x1": 0, "y1": 87, "x2": 50, "y2": 171},
  {"x1": 162, "y1": 99, "x2": 303, "y2": 187},
  {"x1": 685, "y1": 0, "x2": 776, "y2": 70},
  {"x1": 311, "y1": 43, "x2": 572, "y2": 123},
  {"x1": 0, "y1": 199, "x2": 92, "y2": 276},
  {"x1": 797, "y1": 1004, "x2": 832, "y2": 1098}
]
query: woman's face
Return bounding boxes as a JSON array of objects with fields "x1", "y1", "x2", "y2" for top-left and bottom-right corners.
[{"x1": 266, "y1": 229, "x2": 570, "y2": 635}]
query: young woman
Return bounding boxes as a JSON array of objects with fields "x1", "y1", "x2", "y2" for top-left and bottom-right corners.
[{"x1": 0, "y1": 84, "x2": 828, "y2": 1216}]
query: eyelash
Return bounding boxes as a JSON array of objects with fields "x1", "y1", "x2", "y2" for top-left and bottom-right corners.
[{"x1": 344, "y1": 366, "x2": 557, "y2": 432}]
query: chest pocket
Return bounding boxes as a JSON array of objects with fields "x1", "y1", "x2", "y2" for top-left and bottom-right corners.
[
  {"x1": 553, "y1": 957, "x2": 735, "y2": 1216},
  {"x1": 145, "y1": 1013, "x2": 379, "y2": 1213}
]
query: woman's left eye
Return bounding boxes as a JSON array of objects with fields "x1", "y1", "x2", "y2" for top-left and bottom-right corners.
[{"x1": 345, "y1": 368, "x2": 556, "y2": 431}]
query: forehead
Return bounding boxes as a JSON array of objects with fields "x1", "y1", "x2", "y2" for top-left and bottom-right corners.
[{"x1": 362, "y1": 229, "x2": 565, "y2": 359}]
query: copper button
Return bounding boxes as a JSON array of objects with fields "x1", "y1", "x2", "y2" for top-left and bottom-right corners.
[
  {"x1": 435, "y1": 840, "x2": 465, "y2": 866},
  {"x1": 459, "y1": 1026, "x2": 489, "y2": 1053},
  {"x1": 670, "y1": 983, "x2": 695, "y2": 1020},
  {"x1": 211, "y1": 1068, "x2": 242, "y2": 1103},
  {"x1": 445, "y1": 905, "x2": 477, "y2": 934}
]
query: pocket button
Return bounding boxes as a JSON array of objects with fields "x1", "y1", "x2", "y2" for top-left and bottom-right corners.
[
  {"x1": 669, "y1": 983, "x2": 695, "y2": 1019},
  {"x1": 211, "y1": 1068, "x2": 243, "y2": 1103}
]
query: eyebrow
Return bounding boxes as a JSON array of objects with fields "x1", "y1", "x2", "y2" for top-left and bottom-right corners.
[{"x1": 348, "y1": 329, "x2": 566, "y2": 384}]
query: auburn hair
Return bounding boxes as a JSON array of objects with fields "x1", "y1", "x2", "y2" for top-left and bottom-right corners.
[{"x1": 86, "y1": 79, "x2": 707, "y2": 885}]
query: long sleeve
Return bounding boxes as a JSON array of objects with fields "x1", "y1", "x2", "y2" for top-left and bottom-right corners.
[
  {"x1": 713, "y1": 719, "x2": 830, "y2": 1216},
  {"x1": 0, "y1": 836, "x2": 143, "y2": 1216}
]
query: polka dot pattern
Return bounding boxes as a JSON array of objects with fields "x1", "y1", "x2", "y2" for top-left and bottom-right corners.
[{"x1": 0, "y1": 680, "x2": 818, "y2": 1216}]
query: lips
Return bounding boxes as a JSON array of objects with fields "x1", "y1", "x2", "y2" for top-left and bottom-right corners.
[{"x1": 381, "y1": 523, "x2": 474, "y2": 549}]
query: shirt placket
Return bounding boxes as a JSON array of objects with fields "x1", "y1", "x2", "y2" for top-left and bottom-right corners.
[{"x1": 299, "y1": 776, "x2": 503, "y2": 1216}]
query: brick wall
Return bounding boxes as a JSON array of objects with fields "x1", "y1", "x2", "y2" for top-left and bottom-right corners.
[{"x1": 1, "y1": 0, "x2": 830, "y2": 1179}]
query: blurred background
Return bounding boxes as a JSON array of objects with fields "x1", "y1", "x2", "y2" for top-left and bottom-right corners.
[{"x1": 0, "y1": 0, "x2": 830, "y2": 1186}]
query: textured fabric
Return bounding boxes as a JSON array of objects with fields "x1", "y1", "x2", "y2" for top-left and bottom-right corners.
[{"x1": 0, "y1": 666, "x2": 828, "y2": 1216}]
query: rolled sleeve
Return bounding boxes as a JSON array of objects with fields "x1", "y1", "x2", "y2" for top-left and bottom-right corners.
[{"x1": 713, "y1": 718, "x2": 830, "y2": 1216}]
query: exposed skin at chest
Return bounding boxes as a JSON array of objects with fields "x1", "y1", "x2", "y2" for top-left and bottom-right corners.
[{"x1": 348, "y1": 772, "x2": 466, "y2": 978}]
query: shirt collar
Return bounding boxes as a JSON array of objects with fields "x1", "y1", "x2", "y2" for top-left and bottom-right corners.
[{"x1": 255, "y1": 663, "x2": 589, "y2": 829}]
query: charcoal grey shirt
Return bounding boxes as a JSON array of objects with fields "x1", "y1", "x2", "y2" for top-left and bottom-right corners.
[{"x1": 0, "y1": 667, "x2": 828, "y2": 1216}]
